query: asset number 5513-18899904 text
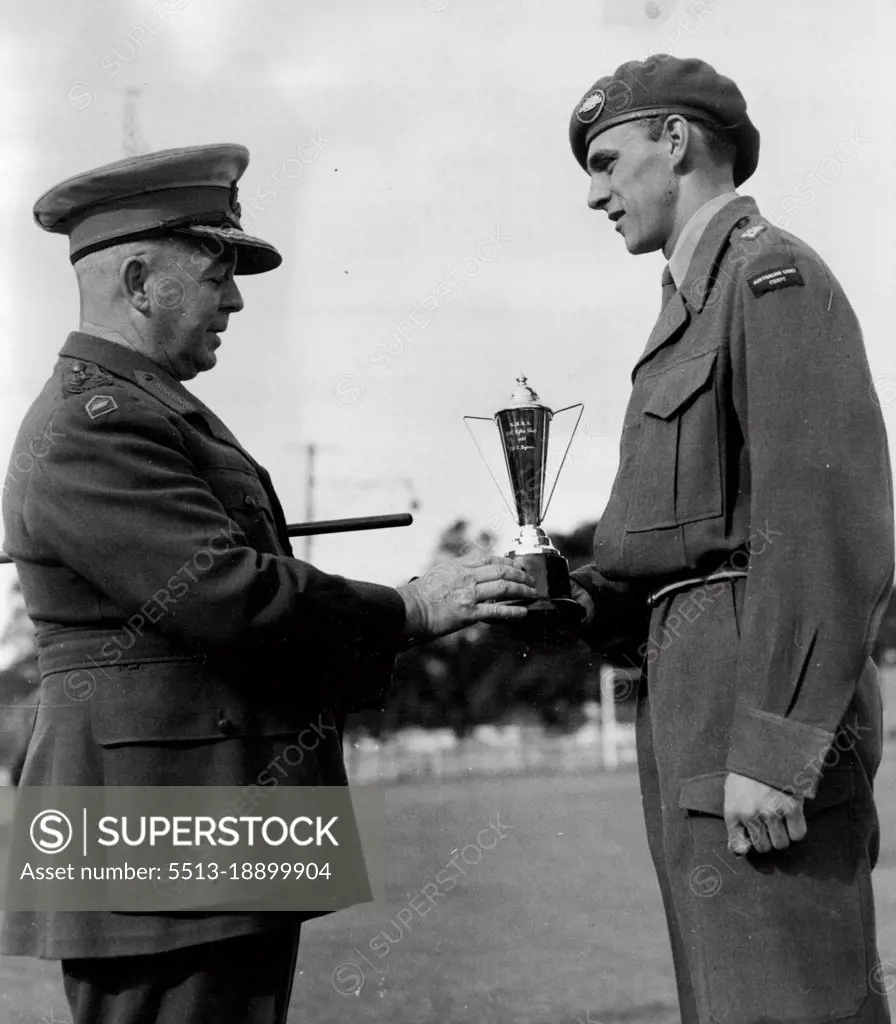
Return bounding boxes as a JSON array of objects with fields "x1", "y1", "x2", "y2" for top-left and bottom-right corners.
[{"x1": 167, "y1": 863, "x2": 331, "y2": 881}]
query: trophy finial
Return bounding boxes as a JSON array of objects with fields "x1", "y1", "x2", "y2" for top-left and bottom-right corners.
[{"x1": 508, "y1": 375, "x2": 544, "y2": 408}]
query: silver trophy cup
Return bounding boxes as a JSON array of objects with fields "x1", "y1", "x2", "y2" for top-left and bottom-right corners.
[{"x1": 465, "y1": 377, "x2": 585, "y2": 628}]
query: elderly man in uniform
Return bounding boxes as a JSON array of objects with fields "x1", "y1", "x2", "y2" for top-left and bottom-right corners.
[
  {"x1": 0, "y1": 144, "x2": 536, "y2": 1024},
  {"x1": 564, "y1": 57, "x2": 894, "y2": 1022}
]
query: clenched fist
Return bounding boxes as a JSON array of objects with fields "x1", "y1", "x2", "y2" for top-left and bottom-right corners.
[
  {"x1": 396, "y1": 554, "x2": 537, "y2": 643},
  {"x1": 724, "y1": 772, "x2": 807, "y2": 855}
]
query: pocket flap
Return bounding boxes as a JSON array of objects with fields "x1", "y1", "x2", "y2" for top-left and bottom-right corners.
[
  {"x1": 678, "y1": 768, "x2": 854, "y2": 817},
  {"x1": 642, "y1": 351, "x2": 717, "y2": 420}
]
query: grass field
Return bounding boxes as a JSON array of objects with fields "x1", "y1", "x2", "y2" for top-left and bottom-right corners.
[{"x1": 3, "y1": 756, "x2": 896, "y2": 1024}]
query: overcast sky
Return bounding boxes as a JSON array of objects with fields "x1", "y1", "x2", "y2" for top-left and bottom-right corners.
[{"x1": 1, "y1": 0, "x2": 893, "y2": 589}]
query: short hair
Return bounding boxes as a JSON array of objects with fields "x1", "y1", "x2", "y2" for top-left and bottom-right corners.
[
  {"x1": 74, "y1": 235, "x2": 223, "y2": 289},
  {"x1": 638, "y1": 114, "x2": 737, "y2": 171}
]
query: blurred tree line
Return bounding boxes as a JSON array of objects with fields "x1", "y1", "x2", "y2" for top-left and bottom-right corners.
[{"x1": 361, "y1": 518, "x2": 609, "y2": 737}]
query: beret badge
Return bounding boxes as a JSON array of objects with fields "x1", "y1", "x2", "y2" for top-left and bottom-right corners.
[{"x1": 576, "y1": 89, "x2": 606, "y2": 125}]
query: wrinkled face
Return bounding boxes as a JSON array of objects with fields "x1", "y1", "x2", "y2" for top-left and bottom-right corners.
[
  {"x1": 585, "y1": 121, "x2": 677, "y2": 255},
  {"x1": 146, "y1": 238, "x2": 244, "y2": 380}
]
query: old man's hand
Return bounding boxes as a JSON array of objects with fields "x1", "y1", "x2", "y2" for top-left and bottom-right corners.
[{"x1": 396, "y1": 555, "x2": 537, "y2": 643}]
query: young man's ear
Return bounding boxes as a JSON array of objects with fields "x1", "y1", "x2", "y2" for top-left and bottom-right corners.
[{"x1": 663, "y1": 114, "x2": 691, "y2": 171}]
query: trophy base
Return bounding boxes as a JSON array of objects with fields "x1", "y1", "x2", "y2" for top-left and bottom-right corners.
[
  {"x1": 505, "y1": 547, "x2": 585, "y2": 641},
  {"x1": 514, "y1": 595, "x2": 585, "y2": 624}
]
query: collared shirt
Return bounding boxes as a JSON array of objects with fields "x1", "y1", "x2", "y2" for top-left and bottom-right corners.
[{"x1": 667, "y1": 191, "x2": 739, "y2": 288}]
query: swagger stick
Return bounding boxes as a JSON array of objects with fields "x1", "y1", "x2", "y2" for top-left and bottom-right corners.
[{"x1": 0, "y1": 513, "x2": 414, "y2": 565}]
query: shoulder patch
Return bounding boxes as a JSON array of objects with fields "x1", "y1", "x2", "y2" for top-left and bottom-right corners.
[
  {"x1": 85, "y1": 394, "x2": 119, "y2": 420},
  {"x1": 748, "y1": 266, "x2": 804, "y2": 297},
  {"x1": 741, "y1": 224, "x2": 768, "y2": 240}
]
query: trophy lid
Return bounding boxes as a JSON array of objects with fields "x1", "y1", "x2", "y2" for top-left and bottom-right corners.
[{"x1": 502, "y1": 375, "x2": 550, "y2": 412}]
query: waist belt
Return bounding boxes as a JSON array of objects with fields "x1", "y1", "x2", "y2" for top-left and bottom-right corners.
[
  {"x1": 35, "y1": 628, "x2": 203, "y2": 677},
  {"x1": 647, "y1": 570, "x2": 748, "y2": 607}
]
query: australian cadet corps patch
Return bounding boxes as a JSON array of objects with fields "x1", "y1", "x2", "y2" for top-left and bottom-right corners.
[
  {"x1": 748, "y1": 266, "x2": 805, "y2": 297},
  {"x1": 576, "y1": 89, "x2": 606, "y2": 124}
]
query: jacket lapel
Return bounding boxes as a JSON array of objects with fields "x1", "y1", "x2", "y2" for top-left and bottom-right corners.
[
  {"x1": 631, "y1": 196, "x2": 760, "y2": 378},
  {"x1": 134, "y1": 379, "x2": 292, "y2": 550},
  {"x1": 632, "y1": 290, "x2": 689, "y2": 379}
]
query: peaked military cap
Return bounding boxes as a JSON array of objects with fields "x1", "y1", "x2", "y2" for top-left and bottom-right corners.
[
  {"x1": 33, "y1": 144, "x2": 281, "y2": 274},
  {"x1": 569, "y1": 55, "x2": 760, "y2": 187}
]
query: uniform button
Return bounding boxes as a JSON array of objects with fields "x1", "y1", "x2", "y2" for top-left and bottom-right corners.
[
  {"x1": 216, "y1": 712, "x2": 237, "y2": 735},
  {"x1": 141, "y1": 372, "x2": 154, "y2": 381},
  {"x1": 244, "y1": 494, "x2": 257, "y2": 508}
]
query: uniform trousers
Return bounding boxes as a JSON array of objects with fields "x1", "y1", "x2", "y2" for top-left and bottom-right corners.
[
  {"x1": 637, "y1": 578, "x2": 889, "y2": 1024},
  {"x1": 61, "y1": 923, "x2": 302, "y2": 1024}
]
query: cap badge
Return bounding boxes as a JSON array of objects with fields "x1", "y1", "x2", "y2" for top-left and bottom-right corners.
[{"x1": 576, "y1": 89, "x2": 606, "y2": 124}]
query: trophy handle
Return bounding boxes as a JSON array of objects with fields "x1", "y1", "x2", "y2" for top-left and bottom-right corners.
[
  {"x1": 463, "y1": 416, "x2": 517, "y2": 519},
  {"x1": 540, "y1": 403, "x2": 584, "y2": 522}
]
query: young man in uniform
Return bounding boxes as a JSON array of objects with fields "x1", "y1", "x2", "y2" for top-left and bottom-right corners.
[{"x1": 566, "y1": 56, "x2": 893, "y2": 1023}]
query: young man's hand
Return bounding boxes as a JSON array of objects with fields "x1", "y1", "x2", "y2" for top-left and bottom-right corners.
[
  {"x1": 569, "y1": 580, "x2": 596, "y2": 626},
  {"x1": 724, "y1": 772, "x2": 807, "y2": 855}
]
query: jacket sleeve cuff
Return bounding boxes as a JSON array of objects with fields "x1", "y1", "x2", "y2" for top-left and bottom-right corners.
[
  {"x1": 342, "y1": 580, "x2": 407, "y2": 652},
  {"x1": 725, "y1": 706, "x2": 833, "y2": 799}
]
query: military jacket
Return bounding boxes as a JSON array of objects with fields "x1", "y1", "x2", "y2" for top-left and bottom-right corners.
[
  {"x1": 1, "y1": 332, "x2": 405, "y2": 957},
  {"x1": 572, "y1": 196, "x2": 894, "y2": 794}
]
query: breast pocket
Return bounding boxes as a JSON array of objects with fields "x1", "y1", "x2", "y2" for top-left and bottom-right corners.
[
  {"x1": 626, "y1": 350, "x2": 722, "y2": 533},
  {"x1": 202, "y1": 467, "x2": 281, "y2": 554}
]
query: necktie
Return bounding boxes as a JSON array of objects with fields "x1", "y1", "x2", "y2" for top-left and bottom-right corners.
[{"x1": 660, "y1": 264, "x2": 676, "y2": 311}]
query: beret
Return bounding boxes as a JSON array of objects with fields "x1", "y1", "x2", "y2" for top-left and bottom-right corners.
[
  {"x1": 569, "y1": 55, "x2": 759, "y2": 187},
  {"x1": 33, "y1": 144, "x2": 281, "y2": 275}
]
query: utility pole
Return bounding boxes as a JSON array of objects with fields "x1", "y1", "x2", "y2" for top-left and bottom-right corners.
[
  {"x1": 122, "y1": 87, "x2": 148, "y2": 157},
  {"x1": 293, "y1": 445, "x2": 417, "y2": 564},
  {"x1": 303, "y1": 443, "x2": 316, "y2": 563}
]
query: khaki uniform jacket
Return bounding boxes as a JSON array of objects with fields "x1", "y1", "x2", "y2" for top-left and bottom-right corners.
[
  {"x1": 1, "y1": 332, "x2": 405, "y2": 958},
  {"x1": 572, "y1": 195, "x2": 894, "y2": 795}
]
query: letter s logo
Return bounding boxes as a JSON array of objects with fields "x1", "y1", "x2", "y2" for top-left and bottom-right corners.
[{"x1": 30, "y1": 810, "x2": 73, "y2": 854}]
